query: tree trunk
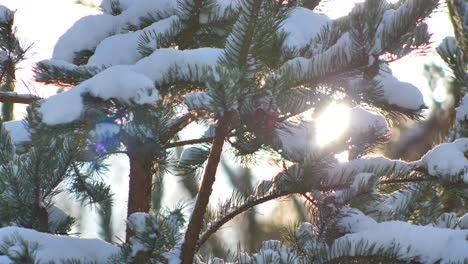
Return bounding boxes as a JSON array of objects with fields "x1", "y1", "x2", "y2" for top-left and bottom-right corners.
[
  {"x1": 126, "y1": 142, "x2": 154, "y2": 242},
  {"x1": 1, "y1": 59, "x2": 15, "y2": 121},
  {"x1": 180, "y1": 118, "x2": 230, "y2": 264}
]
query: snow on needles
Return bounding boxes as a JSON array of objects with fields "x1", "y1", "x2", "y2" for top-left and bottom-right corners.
[
  {"x1": 420, "y1": 138, "x2": 468, "y2": 184},
  {"x1": 280, "y1": 7, "x2": 330, "y2": 51},
  {"x1": 87, "y1": 15, "x2": 179, "y2": 66},
  {"x1": 54, "y1": 0, "x2": 177, "y2": 63},
  {"x1": 336, "y1": 209, "x2": 468, "y2": 263},
  {"x1": 40, "y1": 65, "x2": 159, "y2": 125},
  {"x1": 0, "y1": 5, "x2": 12, "y2": 24},
  {"x1": 2, "y1": 120, "x2": 30, "y2": 144},
  {"x1": 0, "y1": 226, "x2": 118, "y2": 262},
  {"x1": 456, "y1": 94, "x2": 468, "y2": 122},
  {"x1": 41, "y1": 47, "x2": 221, "y2": 125},
  {"x1": 375, "y1": 68, "x2": 425, "y2": 110},
  {"x1": 349, "y1": 107, "x2": 389, "y2": 136}
]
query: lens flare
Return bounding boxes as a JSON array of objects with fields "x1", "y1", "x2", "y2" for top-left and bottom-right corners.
[{"x1": 315, "y1": 103, "x2": 350, "y2": 146}]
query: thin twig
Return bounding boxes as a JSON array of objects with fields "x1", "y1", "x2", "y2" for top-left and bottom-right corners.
[
  {"x1": 196, "y1": 190, "x2": 294, "y2": 250},
  {"x1": 302, "y1": 193, "x2": 318, "y2": 207},
  {"x1": 164, "y1": 137, "x2": 213, "y2": 148},
  {"x1": 380, "y1": 177, "x2": 435, "y2": 184},
  {"x1": 0, "y1": 92, "x2": 42, "y2": 104}
]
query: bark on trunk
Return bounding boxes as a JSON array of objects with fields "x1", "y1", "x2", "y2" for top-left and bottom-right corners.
[
  {"x1": 180, "y1": 118, "x2": 230, "y2": 264},
  {"x1": 1, "y1": 59, "x2": 15, "y2": 121},
  {"x1": 126, "y1": 142, "x2": 154, "y2": 243}
]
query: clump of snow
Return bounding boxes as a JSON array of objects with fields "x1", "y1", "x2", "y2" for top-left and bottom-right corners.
[
  {"x1": 2, "y1": 120, "x2": 30, "y2": 144},
  {"x1": 375, "y1": 70, "x2": 425, "y2": 110},
  {"x1": 459, "y1": 213, "x2": 468, "y2": 229},
  {"x1": 250, "y1": 240, "x2": 299, "y2": 264},
  {"x1": 37, "y1": 59, "x2": 81, "y2": 71},
  {"x1": 88, "y1": 65, "x2": 158, "y2": 103},
  {"x1": 280, "y1": 7, "x2": 330, "y2": 50},
  {"x1": 326, "y1": 157, "x2": 415, "y2": 186},
  {"x1": 369, "y1": 9, "x2": 395, "y2": 55},
  {"x1": 0, "y1": 5, "x2": 12, "y2": 24},
  {"x1": 179, "y1": 146, "x2": 208, "y2": 166},
  {"x1": 118, "y1": 0, "x2": 177, "y2": 26},
  {"x1": 128, "y1": 212, "x2": 148, "y2": 234},
  {"x1": 277, "y1": 123, "x2": 315, "y2": 162},
  {"x1": 350, "y1": 173, "x2": 374, "y2": 191},
  {"x1": 0, "y1": 226, "x2": 118, "y2": 262},
  {"x1": 88, "y1": 16, "x2": 178, "y2": 66},
  {"x1": 336, "y1": 209, "x2": 468, "y2": 263},
  {"x1": 420, "y1": 138, "x2": 468, "y2": 184},
  {"x1": 184, "y1": 92, "x2": 213, "y2": 111},
  {"x1": 280, "y1": 32, "x2": 354, "y2": 81},
  {"x1": 53, "y1": 14, "x2": 119, "y2": 62},
  {"x1": 40, "y1": 65, "x2": 159, "y2": 125},
  {"x1": 91, "y1": 122, "x2": 120, "y2": 140},
  {"x1": 455, "y1": 94, "x2": 468, "y2": 122},
  {"x1": 54, "y1": 0, "x2": 178, "y2": 63},
  {"x1": 338, "y1": 208, "x2": 377, "y2": 233},
  {"x1": 133, "y1": 48, "x2": 222, "y2": 83},
  {"x1": 437, "y1": 37, "x2": 458, "y2": 60},
  {"x1": 349, "y1": 107, "x2": 389, "y2": 136}
]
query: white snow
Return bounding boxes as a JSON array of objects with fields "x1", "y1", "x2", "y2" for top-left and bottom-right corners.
[
  {"x1": 280, "y1": 32, "x2": 354, "y2": 81},
  {"x1": 0, "y1": 226, "x2": 118, "y2": 262},
  {"x1": 88, "y1": 16, "x2": 178, "y2": 66},
  {"x1": 350, "y1": 172, "x2": 374, "y2": 191},
  {"x1": 349, "y1": 107, "x2": 389, "y2": 136},
  {"x1": 133, "y1": 48, "x2": 222, "y2": 83},
  {"x1": 375, "y1": 69, "x2": 425, "y2": 110},
  {"x1": 117, "y1": 0, "x2": 177, "y2": 26},
  {"x1": 0, "y1": 5, "x2": 12, "y2": 23},
  {"x1": 89, "y1": 65, "x2": 158, "y2": 103},
  {"x1": 37, "y1": 59, "x2": 81, "y2": 71},
  {"x1": 277, "y1": 123, "x2": 315, "y2": 161},
  {"x1": 184, "y1": 92, "x2": 213, "y2": 111},
  {"x1": 91, "y1": 122, "x2": 120, "y2": 141},
  {"x1": 336, "y1": 209, "x2": 468, "y2": 263},
  {"x1": 179, "y1": 146, "x2": 207, "y2": 166},
  {"x1": 39, "y1": 65, "x2": 159, "y2": 125},
  {"x1": 250, "y1": 240, "x2": 299, "y2": 264},
  {"x1": 326, "y1": 157, "x2": 415, "y2": 186},
  {"x1": 420, "y1": 138, "x2": 468, "y2": 184},
  {"x1": 54, "y1": 0, "x2": 178, "y2": 63},
  {"x1": 2, "y1": 120, "x2": 30, "y2": 144},
  {"x1": 370, "y1": 9, "x2": 396, "y2": 55},
  {"x1": 53, "y1": 14, "x2": 119, "y2": 62},
  {"x1": 280, "y1": 8, "x2": 330, "y2": 50},
  {"x1": 459, "y1": 213, "x2": 468, "y2": 229},
  {"x1": 455, "y1": 94, "x2": 468, "y2": 122}
]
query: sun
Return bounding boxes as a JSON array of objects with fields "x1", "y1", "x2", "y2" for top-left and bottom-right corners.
[{"x1": 315, "y1": 102, "x2": 350, "y2": 146}]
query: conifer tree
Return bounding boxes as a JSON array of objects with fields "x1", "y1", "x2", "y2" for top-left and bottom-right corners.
[
  {"x1": 0, "y1": 6, "x2": 31, "y2": 121},
  {"x1": 0, "y1": 0, "x2": 467, "y2": 263}
]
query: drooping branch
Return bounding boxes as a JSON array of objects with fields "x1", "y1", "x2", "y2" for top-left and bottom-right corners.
[
  {"x1": 164, "y1": 136, "x2": 212, "y2": 148},
  {"x1": 180, "y1": 116, "x2": 231, "y2": 264},
  {"x1": 197, "y1": 190, "x2": 293, "y2": 250},
  {"x1": 0, "y1": 92, "x2": 42, "y2": 104}
]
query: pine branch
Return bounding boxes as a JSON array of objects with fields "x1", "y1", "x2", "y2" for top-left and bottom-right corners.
[
  {"x1": 197, "y1": 190, "x2": 293, "y2": 250},
  {"x1": 0, "y1": 92, "x2": 41, "y2": 104},
  {"x1": 180, "y1": 116, "x2": 231, "y2": 264},
  {"x1": 220, "y1": 0, "x2": 263, "y2": 69},
  {"x1": 446, "y1": 0, "x2": 467, "y2": 63},
  {"x1": 177, "y1": 0, "x2": 205, "y2": 49}
]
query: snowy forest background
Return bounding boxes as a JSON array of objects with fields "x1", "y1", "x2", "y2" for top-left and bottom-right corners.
[{"x1": 0, "y1": 0, "x2": 467, "y2": 263}]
